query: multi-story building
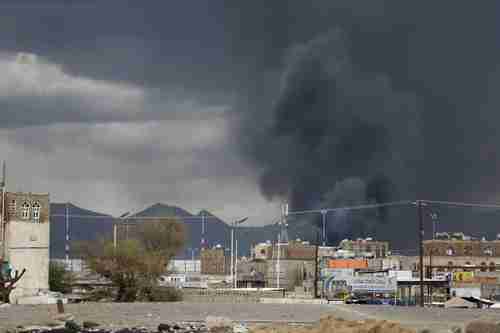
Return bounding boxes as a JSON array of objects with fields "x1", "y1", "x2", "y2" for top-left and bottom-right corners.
[
  {"x1": 200, "y1": 246, "x2": 229, "y2": 275},
  {"x1": 0, "y1": 191, "x2": 50, "y2": 301},
  {"x1": 423, "y1": 234, "x2": 500, "y2": 273},
  {"x1": 338, "y1": 238, "x2": 389, "y2": 258}
]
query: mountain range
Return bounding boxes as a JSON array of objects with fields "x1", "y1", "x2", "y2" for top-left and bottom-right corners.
[
  {"x1": 49, "y1": 202, "x2": 282, "y2": 259},
  {"x1": 50, "y1": 201, "x2": 500, "y2": 259}
]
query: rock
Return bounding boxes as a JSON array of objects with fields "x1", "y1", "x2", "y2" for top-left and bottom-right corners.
[
  {"x1": 173, "y1": 324, "x2": 181, "y2": 330},
  {"x1": 18, "y1": 325, "x2": 53, "y2": 332},
  {"x1": 65, "y1": 320, "x2": 81, "y2": 332},
  {"x1": 465, "y1": 321, "x2": 500, "y2": 333},
  {"x1": 206, "y1": 317, "x2": 233, "y2": 333},
  {"x1": 83, "y1": 321, "x2": 101, "y2": 329},
  {"x1": 233, "y1": 324, "x2": 248, "y2": 333},
  {"x1": 158, "y1": 324, "x2": 171, "y2": 332},
  {"x1": 450, "y1": 327, "x2": 463, "y2": 333}
]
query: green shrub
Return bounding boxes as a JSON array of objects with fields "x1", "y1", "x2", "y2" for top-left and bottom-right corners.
[
  {"x1": 49, "y1": 262, "x2": 74, "y2": 294},
  {"x1": 139, "y1": 285, "x2": 183, "y2": 302}
]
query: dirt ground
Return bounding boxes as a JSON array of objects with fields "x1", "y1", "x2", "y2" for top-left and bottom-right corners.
[{"x1": 0, "y1": 302, "x2": 499, "y2": 332}]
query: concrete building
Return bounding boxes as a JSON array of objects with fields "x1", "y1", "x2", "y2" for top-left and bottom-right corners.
[
  {"x1": 200, "y1": 246, "x2": 229, "y2": 275},
  {"x1": 167, "y1": 259, "x2": 201, "y2": 274},
  {"x1": 339, "y1": 238, "x2": 389, "y2": 258},
  {"x1": 0, "y1": 192, "x2": 50, "y2": 300},
  {"x1": 423, "y1": 236, "x2": 500, "y2": 273},
  {"x1": 252, "y1": 242, "x2": 272, "y2": 260}
]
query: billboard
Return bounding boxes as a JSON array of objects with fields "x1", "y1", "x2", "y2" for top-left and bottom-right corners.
[
  {"x1": 328, "y1": 259, "x2": 368, "y2": 269},
  {"x1": 453, "y1": 272, "x2": 474, "y2": 282},
  {"x1": 348, "y1": 276, "x2": 397, "y2": 293}
]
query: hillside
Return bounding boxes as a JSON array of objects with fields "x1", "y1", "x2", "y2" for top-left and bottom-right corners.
[
  {"x1": 49, "y1": 202, "x2": 281, "y2": 259},
  {"x1": 50, "y1": 203, "x2": 114, "y2": 259}
]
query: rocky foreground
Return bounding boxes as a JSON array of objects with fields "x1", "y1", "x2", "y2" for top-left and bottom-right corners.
[{"x1": 9, "y1": 314, "x2": 500, "y2": 333}]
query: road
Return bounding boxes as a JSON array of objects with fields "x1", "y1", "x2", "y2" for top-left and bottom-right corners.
[{"x1": 1, "y1": 302, "x2": 499, "y2": 331}]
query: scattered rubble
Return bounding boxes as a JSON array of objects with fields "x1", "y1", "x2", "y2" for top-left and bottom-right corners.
[
  {"x1": 251, "y1": 315, "x2": 417, "y2": 333},
  {"x1": 465, "y1": 321, "x2": 500, "y2": 333},
  {"x1": 8, "y1": 313, "x2": 500, "y2": 333}
]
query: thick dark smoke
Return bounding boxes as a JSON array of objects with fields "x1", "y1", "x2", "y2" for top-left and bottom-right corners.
[{"x1": 228, "y1": 1, "x2": 500, "y2": 243}]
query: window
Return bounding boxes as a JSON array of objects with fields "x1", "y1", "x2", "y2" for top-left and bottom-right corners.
[
  {"x1": 7, "y1": 199, "x2": 16, "y2": 213},
  {"x1": 464, "y1": 246, "x2": 473, "y2": 256},
  {"x1": 446, "y1": 247, "x2": 455, "y2": 256},
  {"x1": 481, "y1": 262, "x2": 487, "y2": 272},
  {"x1": 32, "y1": 202, "x2": 41, "y2": 222},
  {"x1": 484, "y1": 247, "x2": 494, "y2": 256},
  {"x1": 447, "y1": 261, "x2": 453, "y2": 272},
  {"x1": 489, "y1": 262, "x2": 496, "y2": 272},
  {"x1": 21, "y1": 201, "x2": 30, "y2": 220}
]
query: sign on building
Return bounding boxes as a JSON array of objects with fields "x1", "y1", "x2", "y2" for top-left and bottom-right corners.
[
  {"x1": 348, "y1": 276, "x2": 397, "y2": 293},
  {"x1": 453, "y1": 271, "x2": 474, "y2": 282}
]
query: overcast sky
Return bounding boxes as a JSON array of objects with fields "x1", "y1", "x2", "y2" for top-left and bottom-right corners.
[
  {"x1": 1, "y1": 1, "x2": 499, "y2": 226},
  {"x1": 0, "y1": 1, "x2": 282, "y2": 223}
]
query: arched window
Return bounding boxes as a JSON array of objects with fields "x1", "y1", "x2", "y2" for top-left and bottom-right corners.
[
  {"x1": 21, "y1": 201, "x2": 30, "y2": 220},
  {"x1": 465, "y1": 261, "x2": 472, "y2": 271},
  {"x1": 489, "y1": 262, "x2": 496, "y2": 272},
  {"x1": 481, "y1": 262, "x2": 487, "y2": 272},
  {"x1": 447, "y1": 261, "x2": 453, "y2": 272},
  {"x1": 32, "y1": 202, "x2": 41, "y2": 222}
]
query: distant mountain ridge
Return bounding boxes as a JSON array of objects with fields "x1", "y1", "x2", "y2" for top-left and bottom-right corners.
[
  {"x1": 50, "y1": 201, "x2": 500, "y2": 260},
  {"x1": 49, "y1": 202, "x2": 277, "y2": 260}
]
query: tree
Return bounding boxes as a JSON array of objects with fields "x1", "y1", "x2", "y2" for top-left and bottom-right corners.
[
  {"x1": 0, "y1": 261, "x2": 26, "y2": 303},
  {"x1": 49, "y1": 262, "x2": 74, "y2": 294},
  {"x1": 81, "y1": 218, "x2": 185, "y2": 302}
]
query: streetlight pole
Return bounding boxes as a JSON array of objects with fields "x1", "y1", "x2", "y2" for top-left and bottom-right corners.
[
  {"x1": 114, "y1": 212, "x2": 130, "y2": 250},
  {"x1": 230, "y1": 227, "x2": 234, "y2": 286},
  {"x1": 321, "y1": 210, "x2": 327, "y2": 246},
  {"x1": 230, "y1": 217, "x2": 248, "y2": 289},
  {"x1": 417, "y1": 200, "x2": 425, "y2": 307}
]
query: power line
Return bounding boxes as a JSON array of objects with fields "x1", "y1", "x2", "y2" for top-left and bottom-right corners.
[
  {"x1": 286, "y1": 200, "x2": 413, "y2": 216},
  {"x1": 421, "y1": 200, "x2": 500, "y2": 210}
]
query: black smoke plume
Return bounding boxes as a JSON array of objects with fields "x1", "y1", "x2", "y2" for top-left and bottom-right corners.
[{"x1": 228, "y1": 1, "x2": 500, "y2": 244}]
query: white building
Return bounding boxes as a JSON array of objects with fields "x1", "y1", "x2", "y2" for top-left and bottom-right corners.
[{"x1": 1, "y1": 191, "x2": 50, "y2": 301}]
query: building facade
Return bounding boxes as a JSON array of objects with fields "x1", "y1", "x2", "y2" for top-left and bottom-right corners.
[
  {"x1": 424, "y1": 239, "x2": 500, "y2": 272},
  {"x1": 1, "y1": 192, "x2": 50, "y2": 300},
  {"x1": 339, "y1": 238, "x2": 389, "y2": 258},
  {"x1": 200, "y1": 247, "x2": 229, "y2": 275}
]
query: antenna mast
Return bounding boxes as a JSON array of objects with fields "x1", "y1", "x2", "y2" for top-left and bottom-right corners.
[{"x1": 1, "y1": 161, "x2": 6, "y2": 259}]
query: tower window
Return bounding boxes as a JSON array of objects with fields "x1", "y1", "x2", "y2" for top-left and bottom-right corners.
[
  {"x1": 21, "y1": 201, "x2": 30, "y2": 220},
  {"x1": 8, "y1": 199, "x2": 16, "y2": 213},
  {"x1": 32, "y1": 201, "x2": 41, "y2": 222}
]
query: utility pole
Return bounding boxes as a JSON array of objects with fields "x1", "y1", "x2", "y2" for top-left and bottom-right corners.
[
  {"x1": 430, "y1": 213, "x2": 438, "y2": 240},
  {"x1": 314, "y1": 230, "x2": 319, "y2": 298},
  {"x1": 230, "y1": 225, "x2": 234, "y2": 287},
  {"x1": 201, "y1": 211, "x2": 206, "y2": 248},
  {"x1": 417, "y1": 200, "x2": 425, "y2": 307},
  {"x1": 235, "y1": 238, "x2": 238, "y2": 289},
  {"x1": 1, "y1": 161, "x2": 6, "y2": 260},
  {"x1": 65, "y1": 202, "x2": 70, "y2": 266},
  {"x1": 276, "y1": 232, "x2": 281, "y2": 289}
]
